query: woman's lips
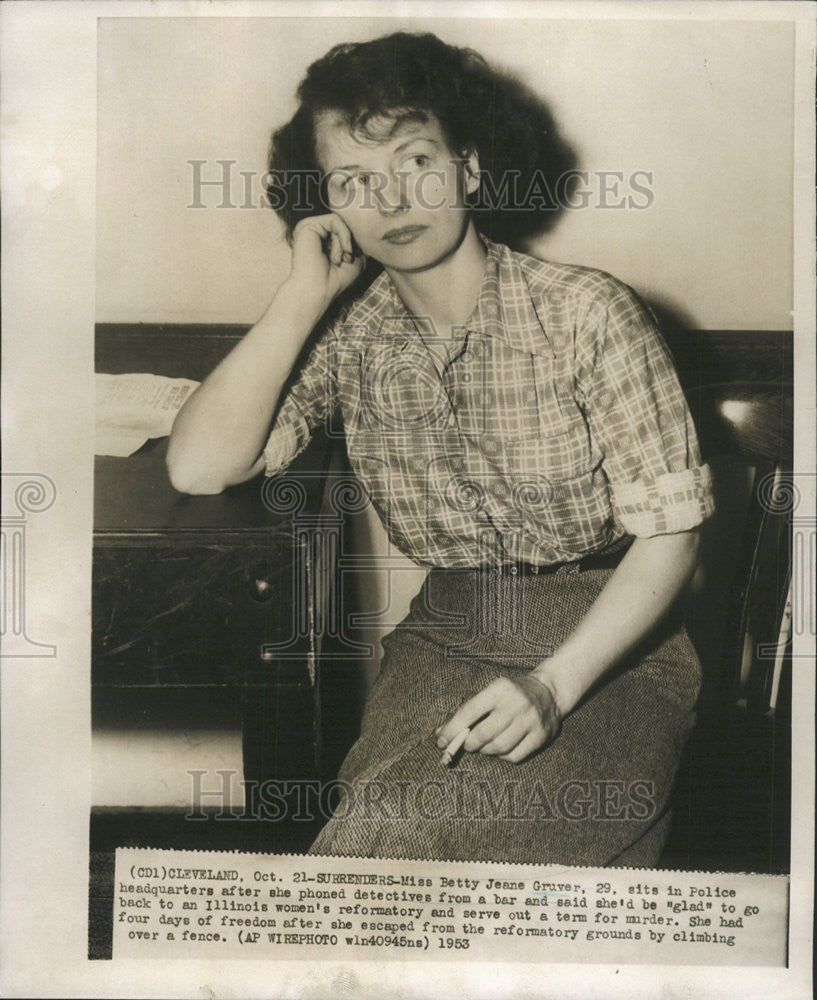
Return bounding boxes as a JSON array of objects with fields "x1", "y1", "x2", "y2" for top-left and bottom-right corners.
[{"x1": 381, "y1": 225, "x2": 428, "y2": 244}]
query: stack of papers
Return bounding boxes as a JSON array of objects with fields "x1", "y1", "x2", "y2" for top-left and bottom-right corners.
[{"x1": 95, "y1": 372, "x2": 200, "y2": 457}]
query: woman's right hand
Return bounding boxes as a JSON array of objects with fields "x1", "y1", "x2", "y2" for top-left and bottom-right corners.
[{"x1": 285, "y1": 213, "x2": 366, "y2": 311}]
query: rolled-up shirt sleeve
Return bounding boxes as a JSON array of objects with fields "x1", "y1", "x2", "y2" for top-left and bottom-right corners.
[
  {"x1": 575, "y1": 278, "x2": 715, "y2": 537},
  {"x1": 262, "y1": 322, "x2": 337, "y2": 477}
]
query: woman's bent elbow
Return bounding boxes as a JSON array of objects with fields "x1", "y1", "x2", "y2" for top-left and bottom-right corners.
[{"x1": 166, "y1": 453, "x2": 228, "y2": 495}]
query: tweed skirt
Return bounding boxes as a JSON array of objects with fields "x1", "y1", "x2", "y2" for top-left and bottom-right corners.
[{"x1": 309, "y1": 562, "x2": 701, "y2": 867}]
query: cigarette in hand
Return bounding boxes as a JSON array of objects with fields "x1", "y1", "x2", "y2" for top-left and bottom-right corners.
[{"x1": 440, "y1": 726, "x2": 471, "y2": 767}]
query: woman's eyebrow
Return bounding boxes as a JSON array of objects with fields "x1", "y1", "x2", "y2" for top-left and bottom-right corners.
[{"x1": 393, "y1": 137, "x2": 438, "y2": 154}]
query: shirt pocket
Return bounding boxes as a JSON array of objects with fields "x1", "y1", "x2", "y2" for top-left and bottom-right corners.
[
  {"x1": 456, "y1": 379, "x2": 594, "y2": 485},
  {"x1": 506, "y1": 419, "x2": 594, "y2": 483},
  {"x1": 452, "y1": 341, "x2": 540, "y2": 441}
]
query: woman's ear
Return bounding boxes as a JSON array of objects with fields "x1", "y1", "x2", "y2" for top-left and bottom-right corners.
[{"x1": 460, "y1": 147, "x2": 481, "y2": 197}]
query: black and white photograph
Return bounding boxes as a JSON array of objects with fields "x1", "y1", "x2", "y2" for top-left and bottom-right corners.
[{"x1": 1, "y1": 3, "x2": 814, "y2": 998}]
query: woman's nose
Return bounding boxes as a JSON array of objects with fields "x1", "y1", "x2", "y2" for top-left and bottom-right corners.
[{"x1": 374, "y1": 171, "x2": 410, "y2": 215}]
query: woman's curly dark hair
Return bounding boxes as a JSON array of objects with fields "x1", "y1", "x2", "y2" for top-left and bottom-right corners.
[{"x1": 266, "y1": 32, "x2": 575, "y2": 246}]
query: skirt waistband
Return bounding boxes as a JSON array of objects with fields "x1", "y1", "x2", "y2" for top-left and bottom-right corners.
[{"x1": 481, "y1": 544, "x2": 630, "y2": 577}]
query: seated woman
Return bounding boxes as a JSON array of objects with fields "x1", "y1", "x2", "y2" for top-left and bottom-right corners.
[{"x1": 167, "y1": 31, "x2": 714, "y2": 867}]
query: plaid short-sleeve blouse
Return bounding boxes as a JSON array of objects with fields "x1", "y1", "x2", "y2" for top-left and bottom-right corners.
[{"x1": 263, "y1": 238, "x2": 714, "y2": 568}]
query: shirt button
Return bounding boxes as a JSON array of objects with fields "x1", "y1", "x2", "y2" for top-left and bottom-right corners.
[{"x1": 462, "y1": 372, "x2": 472, "y2": 383}]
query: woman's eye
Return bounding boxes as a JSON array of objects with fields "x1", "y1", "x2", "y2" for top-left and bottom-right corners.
[
  {"x1": 357, "y1": 173, "x2": 373, "y2": 187},
  {"x1": 411, "y1": 155, "x2": 429, "y2": 168}
]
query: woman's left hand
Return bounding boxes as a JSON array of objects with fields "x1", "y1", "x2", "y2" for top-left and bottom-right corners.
[{"x1": 435, "y1": 673, "x2": 563, "y2": 764}]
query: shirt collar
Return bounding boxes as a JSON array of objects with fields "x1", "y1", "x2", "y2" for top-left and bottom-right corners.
[{"x1": 343, "y1": 236, "x2": 551, "y2": 356}]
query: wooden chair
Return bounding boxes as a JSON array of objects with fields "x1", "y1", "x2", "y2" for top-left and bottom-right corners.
[{"x1": 662, "y1": 381, "x2": 794, "y2": 873}]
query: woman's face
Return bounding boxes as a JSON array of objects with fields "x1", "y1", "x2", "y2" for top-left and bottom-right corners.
[{"x1": 313, "y1": 111, "x2": 480, "y2": 274}]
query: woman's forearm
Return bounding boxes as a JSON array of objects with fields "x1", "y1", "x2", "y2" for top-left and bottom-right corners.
[
  {"x1": 166, "y1": 213, "x2": 364, "y2": 495},
  {"x1": 166, "y1": 279, "x2": 330, "y2": 495},
  {"x1": 532, "y1": 530, "x2": 701, "y2": 717}
]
